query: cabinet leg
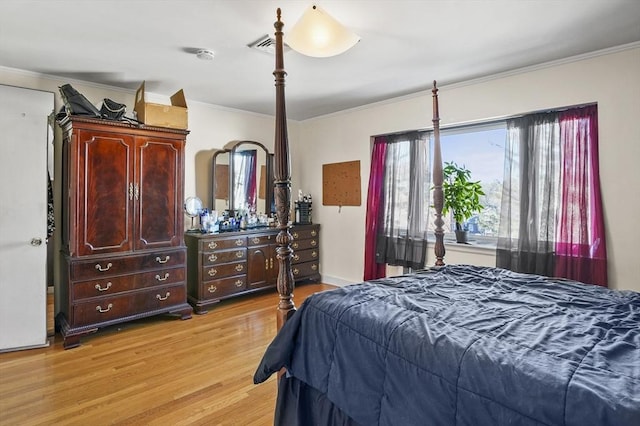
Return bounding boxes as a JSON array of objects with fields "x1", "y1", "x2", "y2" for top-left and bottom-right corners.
[
  {"x1": 174, "y1": 306, "x2": 193, "y2": 320},
  {"x1": 62, "y1": 335, "x2": 82, "y2": 349}
]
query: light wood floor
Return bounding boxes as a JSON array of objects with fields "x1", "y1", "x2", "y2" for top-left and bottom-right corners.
[{"x1": 0, "y1": 283, "x2": 336, "y2": 426}]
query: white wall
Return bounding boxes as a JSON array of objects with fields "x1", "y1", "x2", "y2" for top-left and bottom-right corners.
[
  {"x1": 298, "y1": 46, "x2": 640, "y2": 292},
  {"x1": 2, "y1": 44, "x2": 638, "y2": 293},
  {"x1": 0, "y1": 67, "x2": 302, "y2": 293}
]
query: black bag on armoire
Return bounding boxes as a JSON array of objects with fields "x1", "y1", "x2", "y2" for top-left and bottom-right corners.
[
  {"x1": 100, "y1": 98, "x2": 127, "y2": 121},
  {"x1": 58, "y1": 84, "x2": 101, "y2": 118}
]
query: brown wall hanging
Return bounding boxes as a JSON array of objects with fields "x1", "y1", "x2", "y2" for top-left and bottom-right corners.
[{"x1": 322, "y1": 160, "x2": 361, "y2": 207}]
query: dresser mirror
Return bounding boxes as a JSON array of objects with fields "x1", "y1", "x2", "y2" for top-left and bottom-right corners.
[
  {"x1": 184, "y1": 196, "x2": 203, "y2": 232},
  {"x1": 211, "y1": 140, "x2": 274, "y2": 216}
]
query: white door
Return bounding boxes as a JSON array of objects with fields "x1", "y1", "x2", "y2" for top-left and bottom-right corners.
[{"x1": 0, "y1": 85, "x2": 53, "y2": 351}]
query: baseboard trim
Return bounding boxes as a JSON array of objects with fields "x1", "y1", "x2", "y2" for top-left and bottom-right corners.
[{"x1": 318, "y1": 274, "x2": 356, "y2": 287}]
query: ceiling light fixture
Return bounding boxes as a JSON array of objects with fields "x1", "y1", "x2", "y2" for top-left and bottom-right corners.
[
  {"x1": 285, "y1": 4, "x2": 360, "y2": 58},
  {"x1": 196, "y1": 49, "x2": 215, "y2": 60}
]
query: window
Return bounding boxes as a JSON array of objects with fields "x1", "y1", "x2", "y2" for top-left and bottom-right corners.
[
  {"x1": 427, "y1": 121, "x2": 506, "y2": 245},
  {"x1": 367, "y1": 104, "x2": 605, "y2": 286}
]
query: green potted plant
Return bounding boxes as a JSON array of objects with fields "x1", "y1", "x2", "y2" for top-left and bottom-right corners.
[{"x1": 442, "y1": 161, "x2": 484, "y2": 243}]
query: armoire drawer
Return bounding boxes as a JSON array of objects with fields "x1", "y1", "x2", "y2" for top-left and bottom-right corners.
[
  {"x1": 71, "y1": 267, "x2": 185, "y2": 300},
  {"x1": 201, "y1": 276, "x2": 247, "y2": 300},
  {"x1": 70, "y1": 249, "x2": 186, "y2": 281},
  {"x1": 71, "y1": 284, "x2": 187, "y2": 327}
]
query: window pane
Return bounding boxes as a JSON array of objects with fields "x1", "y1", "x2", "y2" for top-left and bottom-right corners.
[{"x1": 429, "y1": 122, "x2": 506, "y2": 239}]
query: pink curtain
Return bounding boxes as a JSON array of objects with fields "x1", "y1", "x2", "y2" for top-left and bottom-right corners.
[
  {"x1": 555, "y1": 106, "x2": 607, "y2": 287},
  {"x1": 364, "y1": 138, "x2": 387, "y2": 280}
]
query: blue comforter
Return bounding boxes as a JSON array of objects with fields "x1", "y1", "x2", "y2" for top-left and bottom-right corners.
[{"x1": 254, "y1": 265, "x2": 640, "y2": 425}]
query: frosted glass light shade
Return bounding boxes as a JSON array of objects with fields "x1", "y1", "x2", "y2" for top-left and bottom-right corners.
[{"x1": 285, "y1": 4, "x2": 360, "y2": 58}]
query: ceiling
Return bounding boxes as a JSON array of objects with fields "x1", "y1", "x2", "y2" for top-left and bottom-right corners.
[{"x1": 1, "y1": 0, "x2": 639, "y2": 121}]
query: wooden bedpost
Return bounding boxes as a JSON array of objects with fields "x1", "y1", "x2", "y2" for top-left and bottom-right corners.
[
  {"x1": 431, "y1": 81, "x2": 446, "y2": 266},
  {"x1": 273, "y1": 9, "x2": 296, "y2": 330}
]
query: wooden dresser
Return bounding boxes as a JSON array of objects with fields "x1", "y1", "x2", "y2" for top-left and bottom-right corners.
[
  {"x1": 56, "y1": 117, "x2": 192, "y2": 348},
  {"x1": 185, "y1": 224, "x2": 320, "y2": 314}
]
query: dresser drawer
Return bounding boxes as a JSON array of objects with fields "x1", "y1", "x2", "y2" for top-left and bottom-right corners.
[
  {"x1": 291, "y1": 238, "x2": 318, "y2": 251},
  {"x1": 202, "y1": 248, "x2": 246, "y2": 266},
  {"x1": 291, "y1": 227, "x2": 318, "y2": 240},
  {"x1": 292, "y1": 248, "x2": 319, "y2": 264},
  {"x1": 199, "y1": 236, "x2": 246, "y2": 252},
  {"x1": 71, "y1": 284, "x2": 187, "y2": 327},
  {"x1": 292, "y1": 261, "x2": 319, "y2": 279},
  {"x1": 72, "y1": 267, "x2": 185, "y2": 300},
  {"x1": 70, "y1": 249, "x2": 186, "y2": 281},
  {"x1": 203, "y1": 261, "x2": 246, "y2": 279},
  {"x1": 201, "y1": 276, "x2": 247, "y2": 300},
  {"x1": 247, "y1": 233, "x2": 276, "y2": 246}
]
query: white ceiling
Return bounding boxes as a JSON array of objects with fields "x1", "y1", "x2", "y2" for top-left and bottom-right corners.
[{"x1": 1, "y1": 0, "x2": 639, "y2": 120}]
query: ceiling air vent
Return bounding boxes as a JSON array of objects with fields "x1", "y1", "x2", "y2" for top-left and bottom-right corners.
[{"x1": 247, "y1": 35, "x2": 290, "y2": 55}]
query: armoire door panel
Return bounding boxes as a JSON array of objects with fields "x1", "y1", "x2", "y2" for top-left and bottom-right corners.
[
  {"x1": 76, "y1": 131, "x2": 133, "y2": 256},
  {"x1": 135, "y1": 139, "x2": 183, "y2": 250}
]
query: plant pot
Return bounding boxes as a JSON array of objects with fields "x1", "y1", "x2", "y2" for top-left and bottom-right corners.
[{"x1": 455, "y1": 230, "x2": 469, "y2": 244}]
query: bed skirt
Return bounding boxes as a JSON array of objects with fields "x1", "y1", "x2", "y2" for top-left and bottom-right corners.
[{"x1": 275, "y1": 375, "x2": 361, "y2": 426}]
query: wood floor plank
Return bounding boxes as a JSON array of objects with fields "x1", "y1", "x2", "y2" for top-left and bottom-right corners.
[{"x1": 0, "y1": 283, "x2": 336, "y2": 425}]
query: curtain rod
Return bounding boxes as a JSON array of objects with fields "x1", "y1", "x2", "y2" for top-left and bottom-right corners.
[{"x1": 372, "y1": 101, "x2": 597, "y2": 140}]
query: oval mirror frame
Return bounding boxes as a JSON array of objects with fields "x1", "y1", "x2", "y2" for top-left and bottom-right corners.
[{"x1": 212, "y1": 141, "x2": 274, "y2": 216}]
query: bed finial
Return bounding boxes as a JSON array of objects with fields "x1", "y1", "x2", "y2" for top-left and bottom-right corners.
[
  {"x1": 273, "y1": 8, "x2": 296, "y2": 330},
  {"x1": 431, "y1": 81, "x2": 445, "y2": 266}
]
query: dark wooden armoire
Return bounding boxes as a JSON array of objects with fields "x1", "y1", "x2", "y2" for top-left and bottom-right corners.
[{"x1": 56, "y1": 116, "x2": 192, "y2": 348}]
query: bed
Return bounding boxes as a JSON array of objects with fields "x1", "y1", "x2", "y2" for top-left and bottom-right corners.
[{"x1": 254, "y1": 9, "x2": 640, "y2": 426}]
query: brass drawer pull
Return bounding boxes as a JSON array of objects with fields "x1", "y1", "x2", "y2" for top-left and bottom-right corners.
[
  {"x1": 311, "y1": 264, "x2": 318, "y2": 271},
  {"x1": 292, "y1": 232, "x2": 298, "y2": 239},
  {"x1": 235, "y1": 250, "x2": 244, "y2": 258},
  {"x1": 235, "y1": 280, "x2": 243, "y2": 287},
  {"x1": 208, "y1": 285, "x2": 217, "y2": 293},
  {"x1": 235, "y1": 264, "x2": 244, "y2": 272},
  {"x1": 208, "y1": 254, "x2": 218, "y2": 262},
  {"x1": 156, "y1": 255, "x2": 170, "y2": 264},
  {"x1": 293, "y1": 254, "x2": 300, "y2": 261},
  {"x1": 208, "y1": 241, "x2": 218, "y2": 249},
  {"x1": 311, "y1": 230, "x2": 317, "y2": 237},
  {"x1": 312, "y1": 251, "x2": 318, "y2": 258},
  {"x1": 292, "y1": 242, "x2": 299, "y2": 249},
  {"x1": 270, "y1": 258, "x2": 273, "y2": 269},
  {"x1": 252, "y1": 237, "x2": 260, "y2": 244},
  {"x1": 95, "y1": 282, "x2": 112, "y2": 292},
  {"x1": 155, "y1": 273, "x2": 170, "y2": 282},
  {"x1": 265, "y1": 259, "x2": 269, "y2": 270},
  {"x1": 208, "y1": 269, "x2": 218, "y2": 277},
  {"x1": 95, "y1": 262, "x2": 112, "y2": 272},
  {"x1": 293, "y1": 268, "x2": 299, "y2": 276},
  {"x1": 156, "y1": 292, "x2": 170, "y2": 301},
  {"x1": 235, "y1": 239, "x2": 244, "y2": 246},
  {"x1": 310, "y1": 240, "x2": 317, "y2": 246},
  {"x1": 96, "y1": 303, "x2": 113, "y2": 313}
]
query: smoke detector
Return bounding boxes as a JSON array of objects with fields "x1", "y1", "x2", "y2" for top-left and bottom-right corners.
[{"x1": 196, "y1": 49, "x2": 215, "y2": 60}]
